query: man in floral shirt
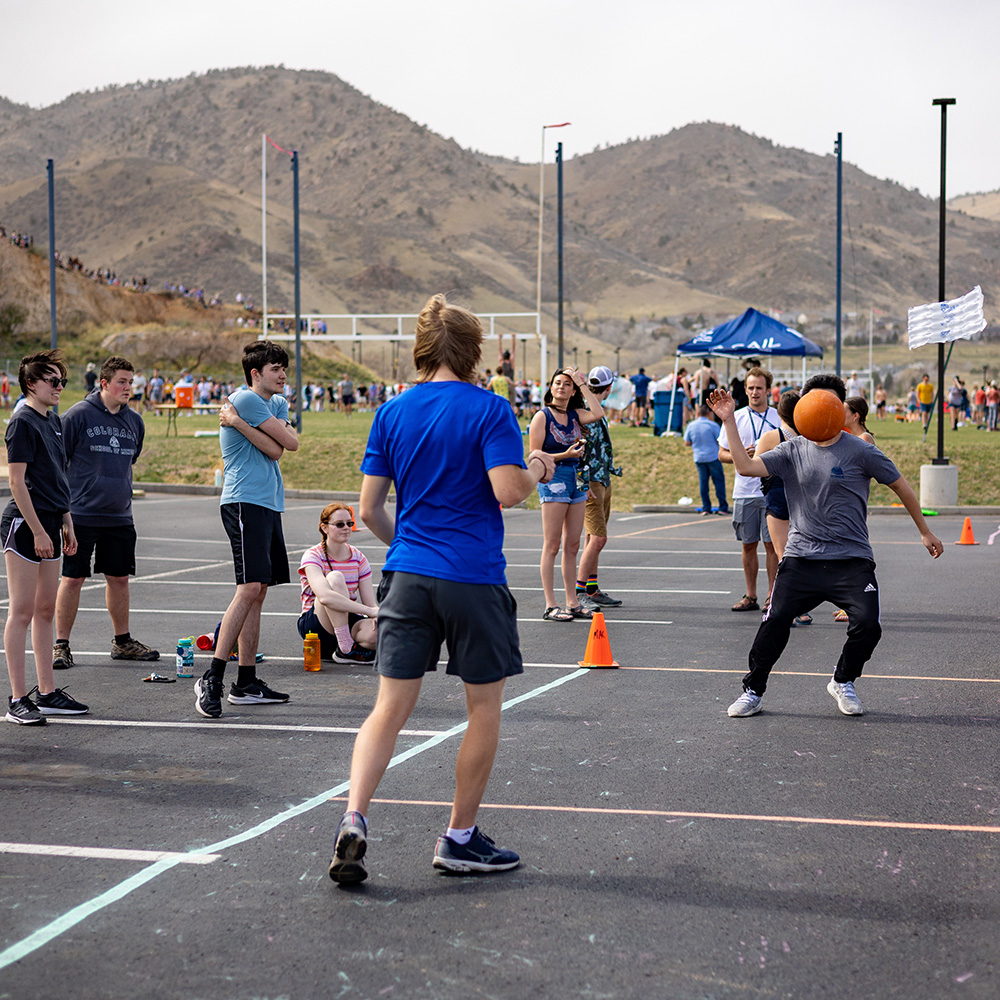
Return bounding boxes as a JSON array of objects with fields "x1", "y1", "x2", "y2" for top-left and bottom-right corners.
[{"x1": 575, "y1": 366, "x2": 624, "y2": 611}]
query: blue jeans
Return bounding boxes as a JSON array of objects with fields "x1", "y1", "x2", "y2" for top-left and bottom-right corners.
[{"x1": 696, "y1": 460, "x2": 728, "y2": 512}]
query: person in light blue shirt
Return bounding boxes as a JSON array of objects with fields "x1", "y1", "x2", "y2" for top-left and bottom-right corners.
[{"x1": 683, "y1": 404, "x2": 730, "y2": 515}]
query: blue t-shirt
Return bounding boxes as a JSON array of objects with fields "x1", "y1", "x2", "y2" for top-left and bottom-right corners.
[
  {"x1": 630, "y1": 373, "x2": 652, "y2": 398},
  {"x1": 219, "y1": 388, "x2": 289, "y2": 512},
  {"x1": 683, "y1": 416, "x2": 722, "y2": 463},
  {"x1": 360, "y1": 381, "x2": 526, "y2": 584}
]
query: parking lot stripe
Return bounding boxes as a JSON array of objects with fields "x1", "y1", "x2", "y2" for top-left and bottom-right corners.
[{"x1": 0, "y1": 843, "x2": 221, "y2": 864}]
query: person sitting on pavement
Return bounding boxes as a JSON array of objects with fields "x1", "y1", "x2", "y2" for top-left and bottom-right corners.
[{"x1": 297, "y1": 503, "x2": 377, "y2": 664}]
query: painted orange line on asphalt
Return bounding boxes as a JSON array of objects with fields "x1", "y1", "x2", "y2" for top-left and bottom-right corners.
[
  {"x1": 620, "y1": 666, "x2": 1000, "y2": 682},
  {"x1": 334, "y1": 797, "x2": 1000, "y2": 835},
  {"x1": 616, "y1": 519, "x2": 709, "y2": 537}
]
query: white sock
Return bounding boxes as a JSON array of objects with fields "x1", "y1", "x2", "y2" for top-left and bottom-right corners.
[
  {"x1": 446, "y1": 826, "x2": 475, "y2": 844},
  {"x1": 334, "y1": 625, "x2": 353, "y2": 652}
]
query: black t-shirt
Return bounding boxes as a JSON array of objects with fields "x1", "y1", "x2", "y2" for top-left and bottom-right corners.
[{"x1": 4, "y1": 405, "x2": 71, "y2": 514}]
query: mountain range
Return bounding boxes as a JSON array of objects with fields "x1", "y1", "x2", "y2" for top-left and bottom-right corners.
[{"x1": 1, "y1": 65, "x2": 997, "y2": 371}]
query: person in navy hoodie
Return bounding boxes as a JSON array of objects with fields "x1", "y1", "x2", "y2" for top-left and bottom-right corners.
[{"x1": 53, "y1": 356, "x2": 159, "y2": 670}]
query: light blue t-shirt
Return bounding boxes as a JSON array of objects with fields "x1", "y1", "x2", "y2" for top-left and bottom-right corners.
[
  {"x1": 361, "y1": 381, "x2": 526, "y2": 584},
  {"x1": 683, "y1": 416, "x2": 722, "y2": 463},
  {"x1": 219, "y1": 388, "x2": 288, "y2": 512}
]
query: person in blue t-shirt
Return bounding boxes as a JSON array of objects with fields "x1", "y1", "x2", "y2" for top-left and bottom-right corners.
[
  {"x1": 328, "y1": 294, "x2": 556, "y2": 885},
  {"x1": 193, "y1": 341, "x2": 299, "y2": 720},
  {"x1": 629, "y1": 368, "x2": 653, "y2": 426},
  {"x1": 683, "y1": 404, "x2": 730, "y2": 515}
]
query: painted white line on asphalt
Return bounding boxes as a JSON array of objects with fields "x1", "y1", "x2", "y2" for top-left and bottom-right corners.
[
  {"x1": 0, "y1": 667, "x2": 591, "y2": 971},
  {"x1": 504, "y1": 563, "x2": 744, "y2": 572},
  {"x1": 0, "y1": 843, "x2": 221, "y2": 865},
  {"x1": 49, "y1": 718, "x2": 442, "y2": 736},
  {"x1": 508, "y1": 587, "x2": 726, "y2": 595}
]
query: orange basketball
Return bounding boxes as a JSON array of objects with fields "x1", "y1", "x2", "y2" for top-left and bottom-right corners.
[{"x1": 793, "y1": 389, "x2": 845, "y2": 442}]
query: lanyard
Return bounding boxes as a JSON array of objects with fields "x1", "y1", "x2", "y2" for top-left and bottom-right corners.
[{"x1": 746, "y1": 407, "x2": 773, "y2": 444}]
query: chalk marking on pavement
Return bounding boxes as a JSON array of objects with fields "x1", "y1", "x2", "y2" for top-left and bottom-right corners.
[
  {"x1": 0, "y1": 667, "x2": 590, "y2": 971},
  {"x1": 48, "y1": 718, "x2": 443, "y2": 736},
  {"x1": 0, "y1": 843, "x2": 221, "y2": 865},
  {"x1": 349, "y1": 798, "x2": 1000, "y2": 836}
]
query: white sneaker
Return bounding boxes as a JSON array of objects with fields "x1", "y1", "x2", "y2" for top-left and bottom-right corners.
[
  {"x1": 827, "y1": 679, "x2": 863, "y2": 715},
  {"x1": 727, "y1": 690, "x2": 762, "y2": 717}
]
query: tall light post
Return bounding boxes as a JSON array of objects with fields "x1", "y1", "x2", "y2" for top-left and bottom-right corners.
[
  {"x1": 536, "y1": 122, "x2": 571, "y2": 342},
  {"x1": 932, "y1": 98, "x2": 956, "y2": 467}
]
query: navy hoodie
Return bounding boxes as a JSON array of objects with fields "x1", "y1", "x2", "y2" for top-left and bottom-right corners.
[{"x1": 61, "y1": 391, "x2": 144, "y2": 526}]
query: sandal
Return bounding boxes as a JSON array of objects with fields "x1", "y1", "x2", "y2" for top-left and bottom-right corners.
[
  {"x1": 794, "y1": 613, "x2": 813, "y2": 625},
  {"x1": 566, "y1": 605, "x2": 594, "y2": 620},
  {"x1": 833, "y1": 609, "x2": 849, "y2": 623},
  {"x1": 543, "y1": 606, "x2": 574, "y2": 622},
  {"x1": 731, "y1": 595, "x2": 760, "y2": 612}
]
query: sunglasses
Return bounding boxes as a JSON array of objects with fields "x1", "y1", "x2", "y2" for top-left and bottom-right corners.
[
  {"x1": 326, "y1": 519, "x2": 355, "y2": 529},
  {"x1": 41, "y1": 377, "x2": 68, "y2": 388}
]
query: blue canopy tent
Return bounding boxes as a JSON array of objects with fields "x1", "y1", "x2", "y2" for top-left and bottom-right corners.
[{"x1": 662, "y1": 309, "x2": 824, "y2": 433}]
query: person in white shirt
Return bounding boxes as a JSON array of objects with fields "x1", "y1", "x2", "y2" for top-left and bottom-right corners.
[{"x1": 717, "y1": 366, "x2": 780, "y2": 612}]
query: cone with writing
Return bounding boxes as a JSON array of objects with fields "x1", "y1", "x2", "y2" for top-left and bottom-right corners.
[
  {"x1": 955, "y1": 517, "x2": 979, "y2": 545},
  {"x1": 578, "y1": 611, "x2": 619, "y2": 669}
]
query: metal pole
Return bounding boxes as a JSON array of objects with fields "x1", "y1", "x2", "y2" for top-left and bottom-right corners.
[
  {"x1": 932, "y1": 98, "x2": 956, "y2": 466},
  {"x1": 536, "y1": 129, "x2": 545, "y2": 341},
  {"x1": 261, "y1": 134, "x2": 267, "y2": 330},
  {"x1": 556, "y1": 141, "x2": 564, "y2": 369},
  {"x1": 835, "y1": 133, "x2": 842, "y2": 377},
  {"x1": 47, "y1": 159, "x2": 57, "y2": 353},
  {"x1": 292, "y1": 150, "x2": 302, "y2": 432}
]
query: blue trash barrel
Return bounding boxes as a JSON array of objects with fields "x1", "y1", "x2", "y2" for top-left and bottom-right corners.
[{"x1": 653, "y1": 390, "x2": 684, "y2": 436}]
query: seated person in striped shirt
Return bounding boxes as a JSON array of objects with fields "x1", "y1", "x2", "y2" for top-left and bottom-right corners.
[{"x1": 297, "y1": 503, "x2": 378, "y2": 664}]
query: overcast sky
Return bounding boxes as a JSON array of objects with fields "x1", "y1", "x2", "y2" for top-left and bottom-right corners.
[{"x1": 4, "y1": 0, "x2": 998, "y2": 198}]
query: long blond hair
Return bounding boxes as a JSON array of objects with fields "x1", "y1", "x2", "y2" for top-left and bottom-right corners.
[{"x1": 412, "y1": 294, "x2": 482, "y2": 383}]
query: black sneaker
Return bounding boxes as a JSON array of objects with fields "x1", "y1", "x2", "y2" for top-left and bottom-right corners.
[
  {"x1": 227, "y1": 677, "x2": 289, "y2": 704},
  {"x1": 52, "y1": 641, "x2": 75, "y2": 670},
  {"x1": 111, "y1": 637, "x2": 160, "y2": 661},
  {"x1": 34, "y1": 687, "x2": 89, "y2": 715},
  {"x1": 6, "y1": 694, "x2": 46, "y2": 725},
  {"x1": 328, "y1": 811, "x2": 368, "y2": 884},
  {"x1": 432, "y1": 827, "x2": 520, "y2": 874},
  {"x1": 332, "y1": 644, "x2": 376, "y2": 665},
  {"x1": 591, "y1": 590, "x2": 623, "y2": 608},
  {"x1": 194, "y1": 672, "x2": 224, "y2": 718}
]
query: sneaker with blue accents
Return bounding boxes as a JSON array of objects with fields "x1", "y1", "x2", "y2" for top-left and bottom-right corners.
[
  {"x1": 432, "y1": 827, "x2": 519, "y2": 874},
  {"x1": 727, "y1": 690, "x2": 763, "y2": 717},
  {"x1": 827, "y1": 678, "x2": 863, "y2": 715},
  {"x1": 329, "y1": 811, "x2": 368, "y2": 884}
]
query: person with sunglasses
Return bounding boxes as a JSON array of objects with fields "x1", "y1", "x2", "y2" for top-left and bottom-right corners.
[
  {"x1": 3, "y1": 351, "x2": 88, "y2": 724},
  {"x1": 297, "y1": 503, "x2": 377, "y2": 664}
]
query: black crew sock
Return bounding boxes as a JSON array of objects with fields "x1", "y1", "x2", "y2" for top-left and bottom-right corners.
[
  {"x1": 208, "y1": 657, "x2": 227, "y2": 680},
  {"x1": 114, "y1": 632, "x2": 131, "y2": 645},
  {"x1": 237, "y1": 664, "x2": 257, "y2": 688}
]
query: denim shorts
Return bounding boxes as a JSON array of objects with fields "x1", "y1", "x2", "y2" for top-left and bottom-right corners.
[{"x1": 537, "y1": 462, "x2": 587, "y2": 504}]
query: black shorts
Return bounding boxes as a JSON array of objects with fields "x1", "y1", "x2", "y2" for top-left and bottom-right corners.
[
  {"x1": 220, "y1": 502, "x2": 290, "y2": 586},
  {"x1": 0, "y1": 507, "x2": 64, "y2": 563},
  {"x1": 375, "y1": 571, "x2": 523, "y2": 684},
  {"x1": 62, "y1": 523, "x2": 137, "y2": 578},
  {"x1": 297, "y1": 607, "x2": 367, "y2": 659}
]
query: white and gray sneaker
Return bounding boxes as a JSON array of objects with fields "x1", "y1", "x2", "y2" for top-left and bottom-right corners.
[
  {"x1": 727, "y1": 690, "x2": 762, "y2": 717},
  {"x1": 575, "y1": 593, "x2": 601, "y2": 614},
  {"x1": 827, "y1": 679, "x2": 863, "y2": 715}
]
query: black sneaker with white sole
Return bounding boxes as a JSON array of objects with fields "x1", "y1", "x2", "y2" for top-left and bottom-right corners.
[
  {"x1": 432, "y1": 827, "x2": 520, "y2": 874},
  {"x1": 34, "y1": 687, "x2": 89, "y2": 715},
  {"x1": 227, "y1": 677, "x2": 289, "y2": 704},
  {"x1": 329, "y1": 811, "x2": 368, "y2": 884},
  {"x1": 332, "y1": 644, "x2": 376, "y2": 665},
  {"x1": 6, "y1": 694, "x2": 46, "y2": 725},
  {"x1": 590, "y1": 590, "x2": 623, "y2": 608},
  {"x1": 194, "y1": 672, "x2": 224, "y2": 718}
]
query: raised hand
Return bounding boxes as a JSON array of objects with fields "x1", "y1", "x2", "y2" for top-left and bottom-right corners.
[{"x1": 708, "y1": 388, "x2": 735, "y2": 422}]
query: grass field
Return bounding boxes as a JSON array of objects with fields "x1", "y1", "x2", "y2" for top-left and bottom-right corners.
[{"x1": 123, "y1": 400, "x2": 1000, "y2": 508}]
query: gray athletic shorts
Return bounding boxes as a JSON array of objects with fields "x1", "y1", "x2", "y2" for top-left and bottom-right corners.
[
  {"x1": 732, "y1": 497, "x2": 771, "y2": 545},
  {"x1": 375, "y1": 571, "x2": 524, "y2": 684}
]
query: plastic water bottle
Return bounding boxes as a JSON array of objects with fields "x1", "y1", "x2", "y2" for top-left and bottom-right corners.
[
  {"x1": 303, "y1": 632, "x2": 321, "y2": 672},
  {"x1": 175, "y1": 636, "x2": 195, "y2": 678}
]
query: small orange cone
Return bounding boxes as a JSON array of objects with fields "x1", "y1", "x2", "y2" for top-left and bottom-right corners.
[
  {"x1": 578, "y1": 611, "x2": 619, "y2": 669},
  {"x1": 955, "y1": 517, "x2": 979, "y2": 545},
  {"x1": 348, "y1": 505, "x2": 359, "y2": 532}
]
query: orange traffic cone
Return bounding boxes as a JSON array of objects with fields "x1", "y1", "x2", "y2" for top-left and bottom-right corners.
[
  {"x1": 578, "y1": 611, "x2": 619, "y2": 669},
  {"x1": 348, "y1": 505, "x2": 359, "y2": 532},
  {"x1": 956, "y1": 517, "x2": 979, "y2": 545}
]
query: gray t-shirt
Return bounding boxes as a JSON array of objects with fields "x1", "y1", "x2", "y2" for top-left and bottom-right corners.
[{"x1": 760, "y1": 433, "x2": 899, "y2": 560}]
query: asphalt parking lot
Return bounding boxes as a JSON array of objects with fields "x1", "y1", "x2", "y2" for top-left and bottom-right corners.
[{"x1": 1, "y1": 495, "x2": 998, "y2": 999}]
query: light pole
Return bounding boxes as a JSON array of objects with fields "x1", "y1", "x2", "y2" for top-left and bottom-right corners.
[
  {"x1": 536, "y1": 123, "x2": 571, "y2": 342},
  {"x1": 932, "y1": 98, "x2": 956, "y2": 467},
  {"x1": 586, "y1": 349, "x2": 591, "y2": 373},
  {"x1": 834, "y1": 133, "x2": 842, "y2": 377}
]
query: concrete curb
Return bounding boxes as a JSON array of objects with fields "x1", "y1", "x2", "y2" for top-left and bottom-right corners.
[{"x1": 631, "y1": 504, "x2": 1000, "y2": 516}]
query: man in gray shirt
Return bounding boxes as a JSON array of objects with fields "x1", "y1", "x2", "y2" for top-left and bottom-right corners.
[{"x1": 709, "y1": 374, "x2": 943, "y2": 718}]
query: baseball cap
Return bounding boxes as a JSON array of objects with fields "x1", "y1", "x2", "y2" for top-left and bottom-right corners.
[{"x1": 588, "y1": 365, "x2": 615, "y2": 388}]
